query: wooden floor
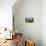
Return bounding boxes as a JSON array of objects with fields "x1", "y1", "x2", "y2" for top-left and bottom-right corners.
[
  {"x1": 0, "y1": 39, "x2": 16, "y2": 46},
  {"x1": 0, "y1": 33, "x2": 23, "y2": 46}
]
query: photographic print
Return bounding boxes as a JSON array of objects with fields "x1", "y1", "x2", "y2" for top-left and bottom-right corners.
[{"x1": 25, "y1": 17, "x2": 34, "y2": 23}]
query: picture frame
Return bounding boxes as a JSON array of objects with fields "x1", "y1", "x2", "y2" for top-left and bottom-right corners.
[{"x1": 25, "y1": 17, "x2": 34, "y2": 23}]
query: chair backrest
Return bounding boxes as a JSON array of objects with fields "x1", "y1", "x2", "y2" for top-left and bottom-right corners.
[
  {"x1": 15, "y1": 33, "x2": 23, "y2": 46},
  {"x1": 25, "y1": 40, "x2": 35, "y2": 46}
]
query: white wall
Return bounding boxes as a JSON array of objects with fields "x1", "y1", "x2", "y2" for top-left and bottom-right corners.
[
  {"x1": 0, "y1": 0, "x2": 16, "y2": 30},
  {"x1": 0, "y1": 0, "x2": 46, "y2": 46},
  {"x1": 13, "y1": 0, "x2": 41, "y2": 46},
  {"x1": 41, "y1": 0, "x2": 46, "y2": 46}
]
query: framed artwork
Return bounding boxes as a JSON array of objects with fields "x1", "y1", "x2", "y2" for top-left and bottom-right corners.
[{"x1": 25, "y1": 17, "x2": 34, "y2": 23}]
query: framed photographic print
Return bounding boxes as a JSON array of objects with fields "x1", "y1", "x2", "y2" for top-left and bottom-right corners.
[{"x1": 25, "y1": 17, "x2": 34, "y2": 23}]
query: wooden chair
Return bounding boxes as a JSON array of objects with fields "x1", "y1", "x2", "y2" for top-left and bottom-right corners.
[
  {"x1": 25, "y1": 40, "x2": 35, "y2": 46},
  {"x1": 13, "y1": 33, "x2": 23, "y2": 46}
]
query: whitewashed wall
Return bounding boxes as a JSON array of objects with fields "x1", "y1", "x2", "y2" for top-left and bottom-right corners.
[
  {"x1": 13, "y1": 0, "x2": 41, "y2": 46},
  {"x1": 41, "y1": 0, "x2": 46, "y2": 46},
  {"x1": 0, "y1": 0, "x2": 16, "y2": 30},
  {"x1": 13, "y1": 0, "x2": 46, "y2": 46}
]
